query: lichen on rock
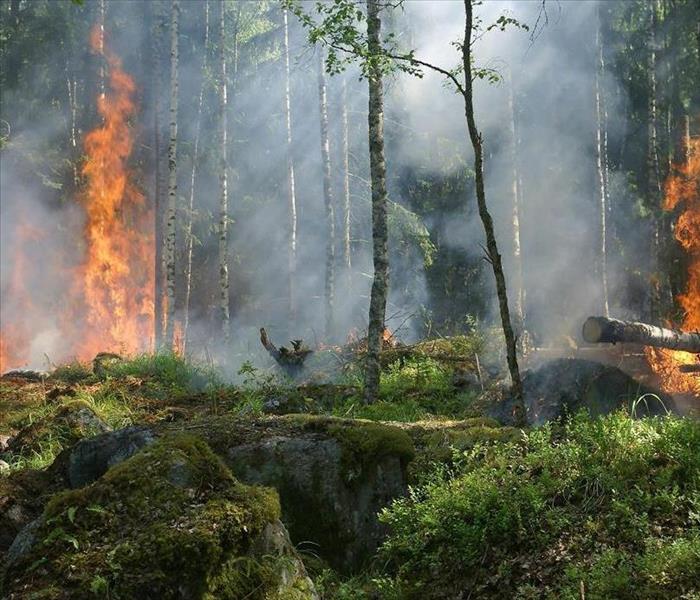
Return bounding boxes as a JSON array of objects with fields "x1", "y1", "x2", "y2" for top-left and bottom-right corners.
[{"x1": 1, "y1": 434, "x2": 317, "y2": 599}]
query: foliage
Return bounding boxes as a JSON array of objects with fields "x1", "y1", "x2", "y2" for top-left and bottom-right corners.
[
  {"x1": 1, "y1": 434, "x2": 287, "y2": 599},
  {"x1": 377, "y1": 412, "x2": 700, "y2": 598}
]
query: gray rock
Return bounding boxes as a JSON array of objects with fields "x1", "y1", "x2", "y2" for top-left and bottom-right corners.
[
  {"x1": 226, "y1": 431, "x2": 408, "y2": 572},
  {"x1": 4, "y1": 516, "x2": 43, "y2": 570},
  {"x1": 0, "y1": 459, "x2": 9, "y2": 474},
  {"x1": 66, "y1": 426, "x2": 156, "y2": 488},
  {"x1": 0, "y1": 434, "x2": 11, "y2": 452}
]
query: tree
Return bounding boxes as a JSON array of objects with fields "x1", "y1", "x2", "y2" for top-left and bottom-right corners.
[
  {"x1": 282, "y1": 6, "x2": 298, "y2": 322},
  {"x1": 218, "y1": 0, "x2": 230, "y2": 340},
  {"x1": 459, "y1": 0, "x2": 525, "y2": 424},
  {"x1": 340, "y1": 76, "x2": 352, "y2": 284},
  {"x1": 363, "y1": 0, "x2": 390, "y2": 403},
  {"x1": 181, "y1": 0, "x2": 210, "y2": 353},
  {"x1": 594, "y1": 4, "x2": 610, "y2": 318},
  {"x1": 164, "y1": 0, "x2": 179, "y2": 347},
  {"x1": 317, "y1": 48, "x2": 336, "y2": 340}
]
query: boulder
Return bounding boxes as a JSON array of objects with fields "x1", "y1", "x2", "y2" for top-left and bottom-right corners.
[
  {"x1": 189, "y1": 415, "x2": 415, "y2": 572},
  {"x1": 489, "y1": 358, "x2": 675, "y2": 426},
  {"x1": 1, "y1": 434, "x2": 317, "y2": 599}
]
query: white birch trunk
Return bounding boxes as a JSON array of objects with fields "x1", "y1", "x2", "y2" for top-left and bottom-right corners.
[
  {"x1": 283, "y1": 7, "x2": 298, "y2": 321},
  {"x1": 317, "y1": 49, "x2": 335, "y2": 340},
  {"x1": 164, "y1": 0, "x2": 179, "y2": 347},
  {"x1": 218, "y1": 0, "x2": 230, "y2": 339},
  {"x1": 182, "y1": 0, "x2": 210, "y2": 353}
]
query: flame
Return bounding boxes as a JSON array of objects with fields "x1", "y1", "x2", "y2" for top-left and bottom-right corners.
[
  {"x1": 72, "y1": 25, "x2": 154, "y2": 358},
  {"x1": 646, "y1": 127, "x2": 700, "y2": 395},
  {"x1": 0, "y1": 24, "x2": 153, "y2": 371}
]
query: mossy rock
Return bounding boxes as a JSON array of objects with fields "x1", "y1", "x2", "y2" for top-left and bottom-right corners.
[
  {"x1": 2, "y1": 434, "x2": 317, "y2": 599},
  {"x1": 184, "y1": 415, "x2": 414, "y2": 573},
  {"x1": 5, "y1": 400, "x2": 111, "y2": 460}
]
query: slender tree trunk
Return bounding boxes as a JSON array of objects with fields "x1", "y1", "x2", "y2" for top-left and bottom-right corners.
[
  {"x1": 506, "y1": 67, "x2": 525, "y2": 334},
  {"x1": 283, "y1": 7, "x2": 298, "y2": 322},
  {"x1": 182, "y1": 0, "x2": 210, "y2": 353},
  {"x1": 164, "y1": 0, "x2": 179, "y2": 347},
  {"x1": 363, "y1": 0, "x2": 390, "y2": 404},
  {"x1": 218, "y1": 0, "x2": 230, "y2": 340},
  {"x1": 647, "y1": 0, "x2": 662, "y2": 321},
  {"x1": 594, "y1": 6, "x2": 610, "y2": 318},
  {"x1": 152, "y1": 0, "x2": 165, "y2": 349},
  {"x1": 99, "y1": 0, "x2": 105, "y2": 100},
  {"x1": 341, "y1": 77, "x2": 352, "y2": 282},
  {"x1": 317, "y1": 49, "x2": 335, "y2": 340},
  {"x1": 462, "y1": 0, "x2": 525, "y2": 425}
]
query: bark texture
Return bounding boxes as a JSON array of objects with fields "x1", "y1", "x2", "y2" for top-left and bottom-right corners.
[
  {"x1": 594, "y1": 6, "x2": 610, "y2": 318},
  {"x1": 583, "y1": 316, "x2": 700, "y2": 353},
  {"x1": 182, "y1": 0, "x2": 210, "y2": 352},
  {"x1": 647, "y1": 0, "x2": 663, "y2": 321},
  {"x1": 164, "y1": 0, "x2": 179, "y2": 347},
  {"x1": 363, "y1": 0, "x2": 390, "y2": 404},
  {"x1": 462, "y1": 0, "x2": 525, "y2": 425},
  {"x1": 317, "y1": 49, "x2": 336, "y2": 340},
  {"x1": 218, "y1": 0, "x2": 230, "y2": 339},
  {"x1": 341, "y1": 77, "x2": 352, "y2": 277},
  {"x1": 283, "y1": 8, "x2": 298, "y2": 322},
  {"x1": 507, "y1": 67, "x2": 525, "y2": 333},
  {"x1": 152, "y1": 0, "x2": 165, "y2": 348}
]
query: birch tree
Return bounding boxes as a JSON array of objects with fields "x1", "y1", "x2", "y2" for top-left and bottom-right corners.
[
  {"x1": 647, "y1": 0, "x2": 662, "y2": 321},
  {"x1": 164, "y1": 0, "x2": 179, "y2": 347},
  {"x1": 218, "y1": 0, "x2": 230, "y2": 340},
  {"x1": 283, "y1": 7, "x2": 298, "y2": 321},
  {"x1": 594, "y1": 5, "x2": 610, "y2": 318},
  {"x1": 363, "y1": 0, "x2": 389, "y2": 403},
  {"x1": 152, "y1": 0, "x2": 165, "y2": 348},
  {"x1": 341, "y1": 76, "x2": 352, "y2": 282},
  {"x1": 318, "y1": 48, "x2": 336, "y2": 340},
  {"x1": 182, "y1": 0, "x2": 210, "y2": 352}
]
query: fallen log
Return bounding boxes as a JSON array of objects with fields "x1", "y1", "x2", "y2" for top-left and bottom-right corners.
[
  {"x1": 678, "y1": 363, "x2": 700, "y2": 373},
  {"x1": 582, "y1": 316, "x2": 700, "y2": 354}
]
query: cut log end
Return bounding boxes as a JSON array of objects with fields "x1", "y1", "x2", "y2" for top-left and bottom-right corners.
[{"x1": 582, "y1": 316, "x2": 700, "y2": 354}]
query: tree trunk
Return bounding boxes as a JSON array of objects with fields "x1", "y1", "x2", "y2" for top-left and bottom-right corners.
[
  {"x1": 462, "y1": 0, "x2": 525, "y2": 425},
  {"x1": 283, "y1": 7, "x2": 298, "y2": 322},
  {"x1": 583, "y1": 316, "x2": 700, "y2": 353},
  {"x1": 164, "y1": 0, "x2": 179, "y2": 348},
  {"x1": 647, "y1": 0, "x2": 663, "y2": 322},
  {"x1": 341, "y1": 77, "x2": 352, "y2": 280},
  {"x1": 506, "y1": 67, "x2": 525, "y2": 335},
  {"x1": 218, "y1": 0, "x2": 230, "y2": 340},
  {"x1": 152, "y1": 0, "x2": 165, "y2": 349},
  {"x1": 182, "y1": 0, "x2": 210, "y2": 353},
  {"x1": 363, "y1": 0, "x2": 390, "y2": 404},
  {"x1": 317, "y1": 48, "x2": 336, "y2": 340},
  {"x1": 594, "y1": 5, "x2": 610, "y2": 318}
]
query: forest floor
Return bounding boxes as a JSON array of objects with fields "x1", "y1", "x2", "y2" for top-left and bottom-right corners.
[{"x1": 1, "y1": 342, "x2": 699, "y2": 599}]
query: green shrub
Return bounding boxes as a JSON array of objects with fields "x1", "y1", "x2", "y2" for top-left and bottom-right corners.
[{"x1": 378, "y1": 412, "x2": 700, "y2": 599}]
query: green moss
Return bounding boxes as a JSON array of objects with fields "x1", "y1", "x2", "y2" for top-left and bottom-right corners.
[{"x1": 3, "y1": 434, "x2": 296, "y2": 599}]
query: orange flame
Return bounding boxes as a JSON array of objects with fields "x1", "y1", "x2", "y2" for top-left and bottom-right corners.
[
  {"x1": 0, "y1": 24, "x2": 153, "y2": 371},
  {"x1": 646, "y1": 127, "x2": 700, "y2": 395},
  {"x1": 72, "y1": 25, "x2": 154, "y2": 358}
]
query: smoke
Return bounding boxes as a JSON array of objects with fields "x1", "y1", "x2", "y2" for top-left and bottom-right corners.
[{"x1": 0, "y1": 0, "x2": 646, "y2": 374}]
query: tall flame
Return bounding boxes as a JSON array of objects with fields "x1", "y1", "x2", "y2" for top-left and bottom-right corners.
[
  {"x1": 73, "y1": 26, "x2": 154, "y2": 358},
  {"x1": 0, "y1": 24, "x2": 153, "y2": 371},
  {"x1": 646, "y1": 126, "x2": 700, "y2": 395}
]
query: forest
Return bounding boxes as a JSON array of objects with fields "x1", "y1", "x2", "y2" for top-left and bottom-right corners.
[{"x1": 0, "y1": 0, "x2": 699, "y2": 598}]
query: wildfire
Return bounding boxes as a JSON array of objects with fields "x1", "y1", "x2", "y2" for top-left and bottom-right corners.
[
  {"x1": 646, "y1": 127, "x2": 700, "y2": 395},
  {"x1": 0, "y1": 24, "x2": 153, "y2": 371},
  {"x1": 73, "y1": 25, "x2": 154, "y2": 358}
]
